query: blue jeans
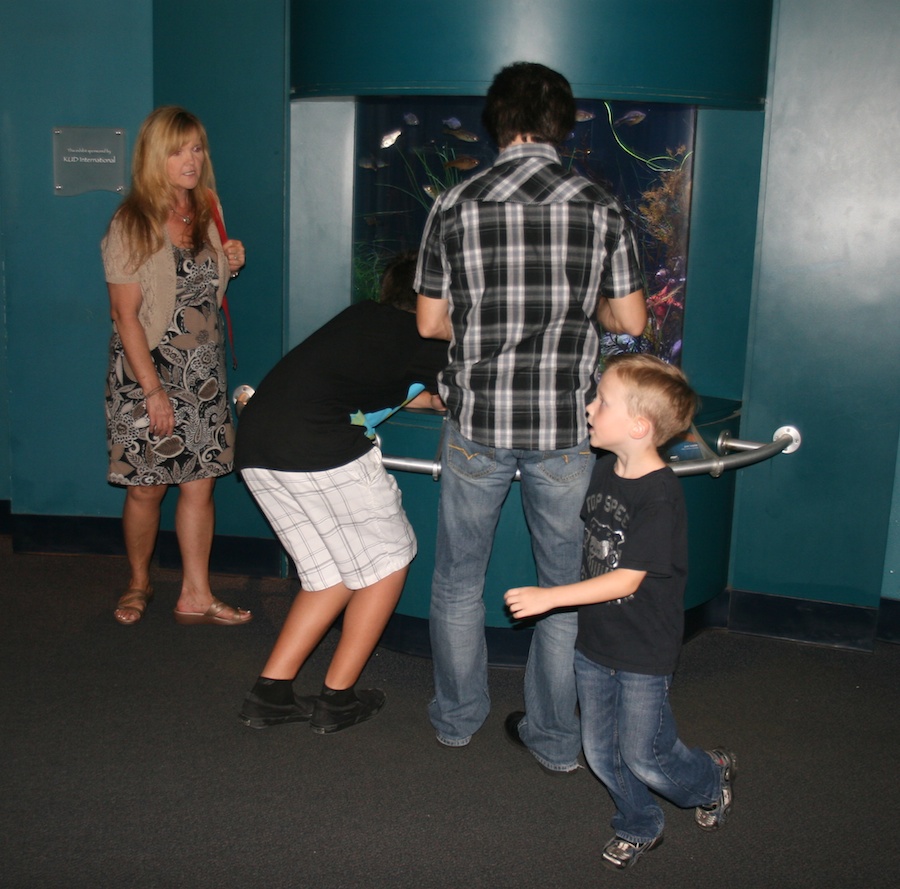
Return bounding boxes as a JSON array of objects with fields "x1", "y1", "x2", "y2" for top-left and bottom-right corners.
[
  {"x1": 574, "y1": 650, "x2": 721, "y2": 843},
  {"x1": 428, "y1": 421, "x2": 592, "y2": 770}
]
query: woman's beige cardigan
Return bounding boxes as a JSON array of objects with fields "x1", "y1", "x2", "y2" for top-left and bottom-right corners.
[{"x1": 101, "y1": 207, "x2": 229, "y2": 350}]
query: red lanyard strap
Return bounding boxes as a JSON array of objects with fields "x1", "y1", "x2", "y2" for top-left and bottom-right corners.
[{"x1": 208, "y1": 191, "x2": 238, "y2": 369}]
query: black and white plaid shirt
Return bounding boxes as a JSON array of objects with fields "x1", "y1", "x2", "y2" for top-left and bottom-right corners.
[{"x1": 416, "y1": 143, "x2": 644, "y2": 451}]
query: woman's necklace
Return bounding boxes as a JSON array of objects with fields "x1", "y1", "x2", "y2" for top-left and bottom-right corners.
[{"x1": 170, "y1": 207, "x2": 192, "y2": 225}]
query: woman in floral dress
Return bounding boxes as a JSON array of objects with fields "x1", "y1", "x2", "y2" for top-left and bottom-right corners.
[{"x1": 101, "y1": 106, "x2": 251, "y2": 627}]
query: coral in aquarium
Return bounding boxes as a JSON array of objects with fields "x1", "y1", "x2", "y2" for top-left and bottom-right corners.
[{"x1": 632, "y1": 155, "x2": 691, "y2": 363}]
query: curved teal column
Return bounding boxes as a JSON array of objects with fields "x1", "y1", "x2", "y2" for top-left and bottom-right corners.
[{"x1": 292, "y1": 0, "x2": 772, "y2": 107}]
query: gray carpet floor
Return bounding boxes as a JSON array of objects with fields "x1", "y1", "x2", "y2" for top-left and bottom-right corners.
[{"x1": 2, "y1": 536, "x2": 899, "y2": 888}]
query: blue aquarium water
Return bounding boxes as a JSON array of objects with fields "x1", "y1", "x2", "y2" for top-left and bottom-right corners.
[{"x1": 353, "y1": 95, "x2": 696, "y2": 365}]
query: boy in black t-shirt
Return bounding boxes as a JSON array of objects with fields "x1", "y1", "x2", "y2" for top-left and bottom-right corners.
[
  {"x1": 236, "y1": 252, "x2": 446, "y2": 735},
  {"x1": 505, "y1": 354, "x2": 736, "y2": 872}
]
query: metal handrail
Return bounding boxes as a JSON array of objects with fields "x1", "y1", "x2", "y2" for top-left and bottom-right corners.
[
  {"x1": 380, "y1": 425, "x2": 801, "y2": 481},
  {"x1": 232, "y1": 384, "x2": 801, "y2": 481},
  {"x1": 668, "y1": 426, "x2": 801, "y2": 478}
]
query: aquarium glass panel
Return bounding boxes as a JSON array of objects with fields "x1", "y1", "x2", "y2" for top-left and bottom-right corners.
[{"x1": 354, "y1": 96, "x2": 696, "y2": 364}]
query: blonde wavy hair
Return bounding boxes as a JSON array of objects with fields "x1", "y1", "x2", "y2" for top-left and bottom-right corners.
[{"x1": 109, "y1": 106, "x2": 217, "y2": 271}]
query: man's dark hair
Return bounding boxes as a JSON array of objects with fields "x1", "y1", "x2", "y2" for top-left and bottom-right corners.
[
  {"x1": 379, "y1": 250, "x2": 419, "y2": 312},
  {"x1": 482, "y1": 62, "x2": 576, "y2": 149}
]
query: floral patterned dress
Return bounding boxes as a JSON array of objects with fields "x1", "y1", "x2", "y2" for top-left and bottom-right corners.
[{"x1": 106, "y1": 244, "x2": 235, "y2": 485}]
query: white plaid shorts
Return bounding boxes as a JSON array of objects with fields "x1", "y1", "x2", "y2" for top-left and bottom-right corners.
[{"x1": 240, "y1": 449, "x2": 417, "y2": 591}]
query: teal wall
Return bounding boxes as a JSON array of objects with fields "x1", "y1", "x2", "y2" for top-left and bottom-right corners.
[
  {"x1": 730, "y1": 0, "x2": 900, "y2": 610},
  {"x1": 885, "y1": 447, "x2": 900, "y2": 601},
  {"x1": 0, "y1": 1, "x2": 289, "y2": 545},
  {"x1": 0, "y1": 158, "x2": 8, "y2": 502},
  {"x1": 681, "y1": 109, "x2": 765, "y2": 400},
  {"x1": 0, "y1": 2, "x2": 153, "y2": 518},
  {"x1": 292, "y1": 0, "x2": 771, "y2": 108}
]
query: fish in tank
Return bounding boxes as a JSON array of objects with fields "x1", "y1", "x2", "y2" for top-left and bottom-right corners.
[{"x1": 353, "y1": 95, "x2": 696, "y2": 366}]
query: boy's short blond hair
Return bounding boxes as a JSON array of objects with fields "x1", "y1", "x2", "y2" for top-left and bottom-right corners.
[{"x1": 603, "y1": 354, "x2": 698, "y2": 447}]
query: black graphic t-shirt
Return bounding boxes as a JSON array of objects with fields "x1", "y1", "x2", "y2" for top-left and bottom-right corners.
[{"x1": 575, "y1": 453, "x2": 688, "y2": 675}]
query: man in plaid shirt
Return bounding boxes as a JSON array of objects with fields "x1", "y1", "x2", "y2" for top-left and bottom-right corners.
[{"x1": 416, "y1": 62, "x2": 647, "y2": 774}]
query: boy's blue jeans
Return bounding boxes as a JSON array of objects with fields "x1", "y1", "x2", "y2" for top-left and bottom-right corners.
[
  {"x1": 428, "y1": 421, "x2": 592, "y2": 771},
  {"x1": 574, "y1": 650, "x2": 722, "y2": 843}
]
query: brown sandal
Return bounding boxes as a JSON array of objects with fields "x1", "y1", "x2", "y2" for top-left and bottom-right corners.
[
  {"x1": 173, "y1": 598, "x2": 252, "y2": 626},
  {"x1": 114, "y1": 587, "x2": 153, "y2": 625}
]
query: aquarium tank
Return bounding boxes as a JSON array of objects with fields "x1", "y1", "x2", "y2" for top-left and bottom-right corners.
[{"x1": 353, "y1": 95, "x2": 696, "y2": 365}]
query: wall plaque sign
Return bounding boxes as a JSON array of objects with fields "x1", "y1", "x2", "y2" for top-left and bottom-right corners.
[{"x1": 53, "y1": 127, "x2": 126, "y2": 195}]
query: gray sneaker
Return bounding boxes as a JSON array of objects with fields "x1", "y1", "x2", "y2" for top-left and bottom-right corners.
[
  {"x1": 601, "y1": 834, "x2": 663, "y2": 871},
  {"x1": 695, "y1": 748, "x2": 737, "y2": 830}
]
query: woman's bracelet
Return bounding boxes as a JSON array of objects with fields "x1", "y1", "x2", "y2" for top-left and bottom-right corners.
[{"x1": 143, "y1": 385, "x2": 165, "y2": 403}]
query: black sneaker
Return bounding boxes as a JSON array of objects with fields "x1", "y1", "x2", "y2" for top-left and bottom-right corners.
[
  {"x1": 310, "y1": 688, "x2": 386, "y2": 734},
  {"x1": 695, "y1": 748, "x2": 737, "y2": 830},
  {"x1": 238, "y1": 690, "x2": 316, "y2": 729},
  {"x1": 601, "y1": 834, "x2": 663, "y2": 871}
]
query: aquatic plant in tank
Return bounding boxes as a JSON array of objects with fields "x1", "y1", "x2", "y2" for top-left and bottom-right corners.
[{"x1": 353, "y1": 95, "x2": 696, "y2": 365}]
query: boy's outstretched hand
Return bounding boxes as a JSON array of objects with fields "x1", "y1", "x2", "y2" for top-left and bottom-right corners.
[{"x1": 504, "y1": 586, "x2": 552, "y2": 620}]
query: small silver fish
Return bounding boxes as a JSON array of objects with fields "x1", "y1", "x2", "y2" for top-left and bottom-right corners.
[
  {"x1": 443, "y1": 127, "x2": 479, "y2": 143},
  {"x1": 614, "y1": 111, "x2": 646, "y2": 127},
  {"x1": 380, "y1": 128, "x2": 402, "y2": 148},
  {"x1": 423, "y1": 184, "x2": 441, "y2": 199},
  {"x1": 403, "y1": 112, "x2": 419, "y2": 126},
  {"x1": 442, "y1": 117, "x2": 462, "y2": 130},
  {"x1": 575, "y1": 109, "x2": 596, "y2": 122}
]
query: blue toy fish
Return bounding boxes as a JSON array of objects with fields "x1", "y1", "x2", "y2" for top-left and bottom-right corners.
[{"x1": 349, "y1": 383, "x2": 426, "y2": 439}]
